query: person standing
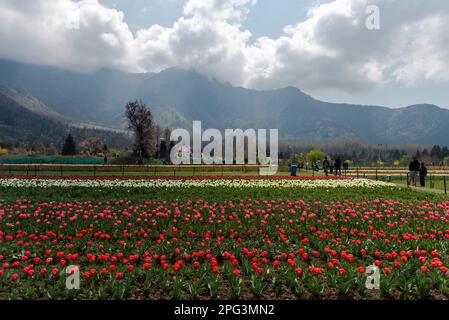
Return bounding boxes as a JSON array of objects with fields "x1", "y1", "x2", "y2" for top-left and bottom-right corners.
[
  {"x1": 419, "y1": 162, "x2": 428, "y2": 187},
  {"x1": 409, "y1": 157, "x2": 420, "y2": 186},
  {"x1": 323, "y1": 157, "x2": 330, "y2": 176},
  {"x1": 334, "y1": 157, "x2": 342, "y2": 176}
]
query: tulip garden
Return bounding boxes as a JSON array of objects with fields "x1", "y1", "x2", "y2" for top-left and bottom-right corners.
[{"x1": 1, "y1": 176, "x2": 449, "y2": 300}]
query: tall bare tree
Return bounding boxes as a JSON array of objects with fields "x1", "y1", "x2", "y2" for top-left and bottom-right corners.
[{"x1": 125, "y1": 101, "x2": 156, "y2": 160}]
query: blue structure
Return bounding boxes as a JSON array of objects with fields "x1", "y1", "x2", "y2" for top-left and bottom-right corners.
[{"x1": 290, "y1": 164, "x2": 298, "y2": 176}]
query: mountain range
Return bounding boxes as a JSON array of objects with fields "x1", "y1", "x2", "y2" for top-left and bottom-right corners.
[{"x1": 1, "y1": 58, "x2": 449, "y2": 145}]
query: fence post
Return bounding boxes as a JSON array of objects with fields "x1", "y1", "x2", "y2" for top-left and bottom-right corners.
[
  {"x1": 93, "y1": 166, "x2": 96, "y2": 178},
  {"x1": 407, "y1": 173, "x2": 410, "y2": 187},
  {"x1": 174, "y1": 167, "x2": 176, "y2": 177},
  {"x1": 443, "y1": 176, "x2": 447, "y2": 194},
  {"x1": 356, "y1": 167, "x2": 359, "y2": 178},
  {"x1": 375, "y1": 168, "x2": 378, "y2": 181},
  {"x1": 193, "y1": 166, "x2": 195, "y2": 176},
  {"x1": 122, "y1": 165, "x2": 125, "y2": 177},
  {"x1": 60, "y1": 165, "x2": 63, "y2": 177}
]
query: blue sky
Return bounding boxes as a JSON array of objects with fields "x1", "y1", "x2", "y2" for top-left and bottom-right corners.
[{"x1": 1, "y1": 0, "x2": 449, "y2": 109}]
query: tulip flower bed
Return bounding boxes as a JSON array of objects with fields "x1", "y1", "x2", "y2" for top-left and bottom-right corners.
[{"x1": 0, "y1": 176, "x2": 448, "y2": 300}]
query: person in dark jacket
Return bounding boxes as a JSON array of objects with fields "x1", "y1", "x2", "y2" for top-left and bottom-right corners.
[
  {"x1": 419, "y1": 162, "x2": 427, "y2": 187},
  {"x1": 323, "y1": 157, "x2": 330, "y2": 176},
  {"x1": 409, "y1": 157, "x2": 420, "y2": 186},
  {"x1": 334, "y1": 157, "x2": 342, "y2": 176}
]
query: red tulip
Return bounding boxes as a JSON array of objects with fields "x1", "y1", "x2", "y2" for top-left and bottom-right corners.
[{"x1": 115, "y1": 272, "x2": 124, "y2": 280}]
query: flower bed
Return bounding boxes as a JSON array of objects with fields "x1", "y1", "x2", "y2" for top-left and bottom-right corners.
[
  {"x1": 0, "y1": 177, "x2": 394, "y2": 189},
  {"x1": 0, "y1": 194, "x2": 448, "y2": 300},
  {"x1": 1, "y1": 174, "x2": 447, "y2": 300}
]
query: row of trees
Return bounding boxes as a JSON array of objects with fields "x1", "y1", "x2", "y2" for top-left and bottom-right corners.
[
  {"x1": 59, "y1": 101, "x2": 172, "y2": 162},
  {"x1": 280, "y1": 141, "x2": 449, "y2": 166},
  {"x1": 415, "y1": 145, "x2": 449, "y2": 161},
  {"x1": 58, "y1": 101, "x2": 449, "y2": 165},
  {"x1": 61, "y1": 134, "x2": 108, "y2": 157}
]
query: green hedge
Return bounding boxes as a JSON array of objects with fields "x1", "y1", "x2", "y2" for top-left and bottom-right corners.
[{"x1": 0, "y1": 157, "x2": 103, "y2": 165}]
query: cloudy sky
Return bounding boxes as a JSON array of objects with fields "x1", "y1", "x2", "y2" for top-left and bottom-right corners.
[{"x1": 0, "y1": 0, "x2": 449, "y2": 108}]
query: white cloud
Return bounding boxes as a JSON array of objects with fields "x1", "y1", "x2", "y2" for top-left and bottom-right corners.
[{"x1": 1, "y1": 0, "x2": 449, "y2": 93}]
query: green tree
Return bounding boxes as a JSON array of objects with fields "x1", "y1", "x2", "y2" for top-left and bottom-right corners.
[
  {"x1": 442, "y1": 146, "x2": 449, "y2": 158},
  {"x1": 289, "y1": 153, "x2": 304, "y2": 165},
  {"x1": 61, "y1": 133, "x2": 77, "y2": 156},
  {"x1": 306, "y1": 150, "x2": 325, "y2": 164},
  {"x1": 430, "y1": 145, "x2": 442, "y2": 159}
]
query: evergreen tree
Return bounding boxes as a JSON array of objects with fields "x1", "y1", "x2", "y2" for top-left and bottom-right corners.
[
  {"x1": 442, "y1": 146, "x2": 449, "y2": 158},
  {"x1": 61, "y1": 133, "x2": 77, "y2": 156},
  {"x1": 431, "y1": 145, "x2": 442, "y2": 159}
]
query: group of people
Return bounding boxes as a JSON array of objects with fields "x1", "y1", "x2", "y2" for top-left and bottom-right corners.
[
  {"x1": 322, "y1": 157, "x2": 344, "y2": 176},
  {"x1": 409, "y1": 157, "x2": 428, "y2": 187}
]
